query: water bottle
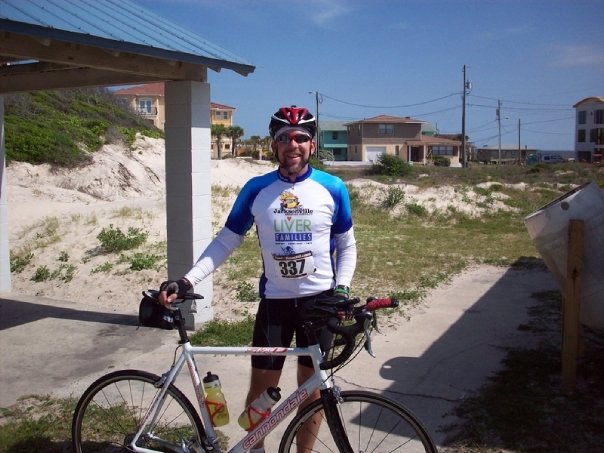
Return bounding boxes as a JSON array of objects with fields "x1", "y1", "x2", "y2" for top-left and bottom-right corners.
[
  {"x1": 238, "y1": 387, "x2": 281, "y2": 431},
  {"x1": 202, "y1": 371, "x2": 230, "y2": 427}
]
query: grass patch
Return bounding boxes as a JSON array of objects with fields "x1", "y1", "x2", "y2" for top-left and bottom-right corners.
[{"x1": 189, "y1": 316, "x2": 255, "y2": 347}]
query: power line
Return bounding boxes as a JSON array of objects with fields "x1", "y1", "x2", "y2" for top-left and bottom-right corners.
[
  {"x1": 320, "y1": 92, "x2": 460, "y2": 109},
  {"x1": 468, "y1": 93, "x2": 570, "y2": 107}
]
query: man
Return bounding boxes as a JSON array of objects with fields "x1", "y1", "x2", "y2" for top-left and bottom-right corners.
[{"x1": 159, "y1": 105, "x2": 357, "y2": 452}]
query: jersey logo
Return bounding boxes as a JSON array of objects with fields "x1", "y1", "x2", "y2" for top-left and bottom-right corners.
[{"x1": 280, "y1": 191, "x2": 299, "y2": 209}]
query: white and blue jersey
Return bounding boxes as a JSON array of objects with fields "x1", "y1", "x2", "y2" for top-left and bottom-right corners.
[{"x1": 185, "y1": 166, "x2": 357, "y2": 299}]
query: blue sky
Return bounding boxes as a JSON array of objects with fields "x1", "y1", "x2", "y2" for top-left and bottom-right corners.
[{"x1": 139, "y1": 0, "x2": 604, "y2": 151}]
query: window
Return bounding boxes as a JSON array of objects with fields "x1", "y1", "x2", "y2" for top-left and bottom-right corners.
[
  {"x1": 331, "y1": 131, "x2": 339, "y2": 140},
  {"x1": 139, "y1": 99, "x2": 153, "y2": 114},
  {"x1": 395, "y1": 145, "x2": 400, "y2": 156},
  {"x1": 578, "y1": 129, "x2": 586, "y2": 142},
  {"x1": 595, "y1": 110, "x2": 604, "y2": 124},
  {"x1": 433, "y1": 146, "x2": 454, "y2": 156},
  {"x1": 578, "y1": 111, "x2": 586, "y2": 124},
  {"x1": 591, "y1": 128, "x2": 604, "y2": 145},
  {"x1": 378, "y1": 124, "x2": 394, "y2": 136}
]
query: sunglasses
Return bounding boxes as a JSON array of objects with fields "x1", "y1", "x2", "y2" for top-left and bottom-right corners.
[{"x1": 275, "y1": 133, "x2": 311, "y2": 144}]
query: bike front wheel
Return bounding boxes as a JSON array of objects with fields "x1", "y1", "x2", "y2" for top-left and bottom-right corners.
[
  {"x1": 72, "y1": 369, "x2": 205, "y2": 452},
  {"x1": 279, "y1": 390, "x2": 437, "y2": 453}
]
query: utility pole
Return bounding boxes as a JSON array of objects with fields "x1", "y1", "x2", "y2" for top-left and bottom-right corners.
[
  {"x1": 497, "y1": 99, "x2": 502, "y2": 164},
  {"x1": 461, "y1": 65, "x2": 467, "y2": 167},
  {"x1": 518, "y1": 118, "x2": 521, "y2": 165},
  {"x1": 461, "y1": 65, "x2": 472, "y2": 167}
]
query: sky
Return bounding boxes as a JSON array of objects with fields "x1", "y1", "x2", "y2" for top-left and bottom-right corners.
[{"x1": 138, "y1": 0, "x2": 604, "y2": 151}]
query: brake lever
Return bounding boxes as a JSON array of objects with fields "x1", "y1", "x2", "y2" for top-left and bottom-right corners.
[{"x1": 362, "y1": 316, "x2": 376, "y2": 358}]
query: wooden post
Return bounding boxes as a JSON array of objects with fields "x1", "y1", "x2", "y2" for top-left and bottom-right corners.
[{"x1": 561, "y1": 219, "x2": 584, "y2": 394}]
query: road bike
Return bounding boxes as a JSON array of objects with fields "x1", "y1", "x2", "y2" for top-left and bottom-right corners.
[{"x1": 72, "y1": 290, "x2": 438, "y2": 452}]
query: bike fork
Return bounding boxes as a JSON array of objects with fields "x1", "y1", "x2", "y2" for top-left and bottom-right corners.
[{"x1": 320, "y1": 387, "x2": 354, "y2": 453}]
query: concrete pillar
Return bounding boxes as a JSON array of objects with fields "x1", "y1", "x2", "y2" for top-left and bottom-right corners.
[
  {"x1": 164, "y1": 81, "x2": 213, "y2": 329},
  {"x1": 0, "y1": 97, "x2": 10, "y2": 293}
]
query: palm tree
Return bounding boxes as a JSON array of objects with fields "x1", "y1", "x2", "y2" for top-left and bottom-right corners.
[
  {"x1": 227, "y1": 125, "x2": 244, "y2": 156},
  {"x1": 249, "y1": 135, "x2": 261, "y2": 159},
  {"x1": 211, "y1": 124, "x2": 227, "y2": 159}
]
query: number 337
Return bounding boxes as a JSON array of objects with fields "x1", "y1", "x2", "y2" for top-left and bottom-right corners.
[{"x1": 279, "y1": 260, "x2": 305, "y2": 277}]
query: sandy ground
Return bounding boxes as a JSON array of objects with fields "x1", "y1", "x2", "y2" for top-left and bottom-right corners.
[{"x1": 6, "y1": 136, "x2": 517, "y2": 320}]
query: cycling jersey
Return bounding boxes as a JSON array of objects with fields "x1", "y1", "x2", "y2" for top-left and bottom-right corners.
[{"x1": 185, "y1": 166, "x2": 356, "y2": 298}]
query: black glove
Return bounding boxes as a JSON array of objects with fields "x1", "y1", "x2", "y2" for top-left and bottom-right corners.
[
  {"x1": 160, "y1": 278, "x2": 192, "y2": 298},
  {"x1": 333, "y1": 285, "x2": 350, "y2": 300}
]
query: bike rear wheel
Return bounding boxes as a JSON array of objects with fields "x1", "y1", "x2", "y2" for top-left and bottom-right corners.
[
  {"x1": 279, "y1": 390, "x2": 437, "y2": 453},
  {"x1": 72, "y1": 369, "x2": 205, "y2": 452}
]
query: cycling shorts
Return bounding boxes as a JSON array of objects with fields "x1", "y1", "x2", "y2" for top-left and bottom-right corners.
[{"x1": 251, "y1": 292, "x2": 333, "y2": 370}]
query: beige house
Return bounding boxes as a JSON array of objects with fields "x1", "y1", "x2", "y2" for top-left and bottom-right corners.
[
  {"x1": 113, "y1": 82, "x2": 236, "y2": 158},
  {"x1": 346, "y1": 115, "x2": 461, "y2": 165}
]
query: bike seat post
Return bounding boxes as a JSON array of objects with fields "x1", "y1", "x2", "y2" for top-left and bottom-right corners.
[{"x1": 173, "y1": 308, "x2": 190, "y2": 344}]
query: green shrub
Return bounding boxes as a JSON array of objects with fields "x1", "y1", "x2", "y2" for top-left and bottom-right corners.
[
  {"x1": 10, "y1": 252, "x2": 33, "y2": 273},
  {"x1": 91, "y1": 262, "x2": 114, "y2": 274},
  {"x1": 373, "y1": 154, "x2": 412, "y2": 177},
  {"x1": 126, "y1": 253, "x2": 164, "y2": 271},
  {"x1": 236, "y1": 281, "x2": 258, "y2": 302},
  {"x1": 32, "y1": 265, "x2": 51, "y2": 282},
  {"x1": 97, "y1": 225, "x2": 148, "y2": 253},
  {"x1": 382, "y1": 186, "x2": 405, "y2": 208},
  {"x1": 406, "y1": 202, "x2": 427, "y2": 216},
  {"x1": 433, "y1": 156, "x2": 451, "y2": 167}
]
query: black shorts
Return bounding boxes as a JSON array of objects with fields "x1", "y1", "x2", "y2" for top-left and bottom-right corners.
[{"x1": 251, "y1": 292, "x2": 333, "y2": 370}]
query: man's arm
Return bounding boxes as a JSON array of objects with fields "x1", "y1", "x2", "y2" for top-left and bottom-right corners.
[
  {"x1": 334, "y1": 227, "x2": 357, "y2": 288},
  {"x1": 184, "y1": 226, "x2": 245, "y2": 286}
]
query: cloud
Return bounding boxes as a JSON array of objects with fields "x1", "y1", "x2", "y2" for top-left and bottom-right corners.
[
  {"x1": 308, "y1": 0, "x2": 351, "y2": 27},
  {"x1": 550, "y1": 44, "x2": 604, "y2": 68}
]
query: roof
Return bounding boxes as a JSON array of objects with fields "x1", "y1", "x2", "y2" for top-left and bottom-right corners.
[
  {"x1": 320, "y1": 121, "x2": 348, "y2": 131},
  {"x1": 0, "y1": 0, "x2": 255, "y2": 94},
  {"x1": 573, "y1": 96, "x2": 604, "y2": 108},
  {"x1": 406, "y1": 135, "x2": 461, "y2": 146},
  {"x1": 113, "y1": 82, "x2": 235, "y2": 110},
  {"x1": 345, "y1": 115, "x2": 425, "y2": 125},
  {"x1": 0, "y1": 0, "x2": 254, "y2": 75}
]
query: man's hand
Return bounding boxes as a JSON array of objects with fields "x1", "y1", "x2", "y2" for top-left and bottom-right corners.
[
  {"x1": 159, "y1": 278, "x2": 192, "y2": 308},
  {"x1": 334, "y1": 285, "x2": 350, "y2": 300},
  {"x1": 333, "y1": 285, "x2": 350, "y2": 319}
]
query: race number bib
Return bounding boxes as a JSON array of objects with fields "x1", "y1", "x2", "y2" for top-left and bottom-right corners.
[{"x1": 272, "y1": 251, "x2": 315, "y2": 279}]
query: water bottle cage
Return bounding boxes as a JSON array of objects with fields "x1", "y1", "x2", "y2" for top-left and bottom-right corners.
[
  {"x1": 206, "y1": 400, "x2": 226, "y2": 426},
  {"x1": 243, "y1": 405, "x2": 271, "y2": 431}
]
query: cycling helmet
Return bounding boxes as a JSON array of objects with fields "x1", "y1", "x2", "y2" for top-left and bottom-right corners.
[{"x1": 269, "y1": 106, "x2": 316, "y2": 138}]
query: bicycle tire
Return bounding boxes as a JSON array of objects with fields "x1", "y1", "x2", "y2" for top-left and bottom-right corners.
[
  {"x1": 72, "y1": 369, "x2": 206, "y2": 453},
  {"x1": 278, "y1": 390, "x2": 437, "y2": 453}
]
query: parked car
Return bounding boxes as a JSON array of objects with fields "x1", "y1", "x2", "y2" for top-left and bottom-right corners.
[{"x1": 541, "y1": 154, "x2": 566, "y2": 164}]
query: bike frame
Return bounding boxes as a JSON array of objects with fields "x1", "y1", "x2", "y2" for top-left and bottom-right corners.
[{"x1": 131, "y1": 340, "x2": 334, "y2": 453}]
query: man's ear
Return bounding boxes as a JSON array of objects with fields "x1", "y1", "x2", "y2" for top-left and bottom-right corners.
[{"x1": 270, "y1": 140, "x2": 278, "y2": 153}]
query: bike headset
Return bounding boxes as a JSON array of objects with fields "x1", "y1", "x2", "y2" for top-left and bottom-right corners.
[{"x1": 269, "y1": 106, "x2": 316, "y2": 138}]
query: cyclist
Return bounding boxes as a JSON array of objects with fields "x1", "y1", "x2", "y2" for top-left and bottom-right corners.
[{"x1": 159, "y1": 105, "x2": 357, "y2": 452}]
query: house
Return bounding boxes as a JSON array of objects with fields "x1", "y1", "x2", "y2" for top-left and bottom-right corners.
[
  {"x1": 573, "y1": 96, "x2": 604, "y2": 163},
  {"x1": 477, "y1": 145, "x2": 536, "y2": 165},
  {"x1": 113, "y1": 82, "x2": 236, "y2": 158},
  {"x1": 345, "y1": 115, "x2": 461, "y2": 165},
  {"x1": 318, "y1": 121, "x2": 348, "y2": 161}
]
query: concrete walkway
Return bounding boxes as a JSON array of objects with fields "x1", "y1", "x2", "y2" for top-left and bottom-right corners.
[{"x1": 0, "y1": 264, "x2": 557, "y2": 449}]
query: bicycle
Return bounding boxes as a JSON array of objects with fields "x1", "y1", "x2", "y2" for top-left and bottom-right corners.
[{"x1": 72, "y1": 290, "x2": 438, "y2": 452}]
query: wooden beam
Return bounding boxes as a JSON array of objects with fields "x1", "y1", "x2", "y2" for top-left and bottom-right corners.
[
  {"x1": 0, "y1": 66, "x2": 165, "y2": 93},
  {"x1": 0, "y1": 32, "x2": 208, "y2": 81},
  {"x1": 561, "y1": 218, "x2": 584, "y2": 394}
]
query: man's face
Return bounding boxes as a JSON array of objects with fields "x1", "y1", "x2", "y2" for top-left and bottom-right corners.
[{"x1": 272, "y1": 130, "x2": 316, "y2": 177}]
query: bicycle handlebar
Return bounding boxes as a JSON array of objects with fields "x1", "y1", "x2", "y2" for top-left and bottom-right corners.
[
  {"x1": 317, "y1": 297, "x2": 399, "y2": 370},
  {"x1": 142, "y1": 290, "x2": 398, "y2": 369}
]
